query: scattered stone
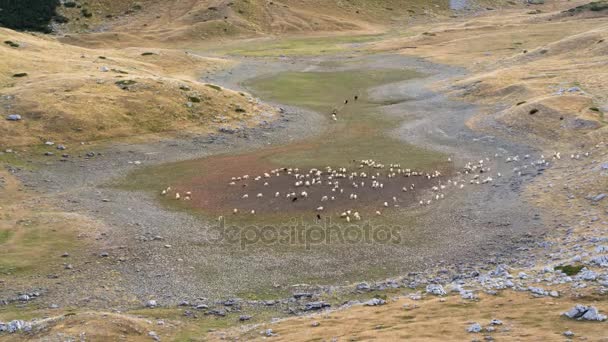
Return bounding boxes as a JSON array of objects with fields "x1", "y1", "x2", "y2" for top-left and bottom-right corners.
[
  {"x1": 304, "y1": 301, "x2": 330, "y2": 311},
  {"x1": 239, "y1": 315, "x2": 252, "y2": 321},
  {"x1": 363, "y1": 298, "x2": 386, "y2": 306},
  {"x1": 563, "y1": 304, "x2": 607, "y2": 321},
  {"x1": 426, "y1": 284, "x2": 447, "y2": 296},
  {"x1": 563, "y1": 331, "x2": 574, "y2": 337},
  {"x1": 148, "y1": 331, "x2": 160, "y2": 341},
  {"x1": 490, "y1": 319, "x2": 503, "y2": 326},
  {"x1": 6, "y1": 114, "x2": 21, "y2": 121},
  {"x1": 467, "y1": 323, "x2": 482, "y2": 333},
  {"x1": 293, "y1": 292, "x2": 313, "y2": 299},
  {"x1": 311, "y1": 321, "x2": 320, "y2": 327},
  {"x1": 146, "y1": 300, "x2": 158, "y2": 308},
  {"x1": 356, "y1": 282, "x2": 371, "y2": 291},
  {"x1": 207, "y1": 309, "x2": 226, "y2": 317}
]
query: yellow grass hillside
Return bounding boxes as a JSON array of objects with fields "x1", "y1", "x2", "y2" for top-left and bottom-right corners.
[
  {"x1": 0, "y1": 28, "x2": 276, "y2": 147},
  {"x1": 373, "y1": 0, "x2": 607, "y2": 148},
  {"x1": 56, "y1": 0, "x2": 477, "y2": 49}
]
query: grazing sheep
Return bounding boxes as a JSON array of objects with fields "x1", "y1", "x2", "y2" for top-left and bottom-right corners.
[
  {"x1": 175, "y1": 193, "x2": 181, "y2": 200},
  {"x1": 233, "y1": 208, "x2": 238, "y2": 214},
  {"x1": 242, "y1": 194, "x2": 249, "y2": 199}
]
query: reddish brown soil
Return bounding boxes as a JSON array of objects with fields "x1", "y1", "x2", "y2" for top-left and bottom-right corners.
[{"x1": 167, "y1": 152, "x2": 450, "y2": 219}]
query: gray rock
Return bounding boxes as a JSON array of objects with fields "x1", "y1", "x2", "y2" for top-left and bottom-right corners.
[
  {"x1": 590, "y1": 255, "x2": 608, "y2": 267},
  {"x1": 528, "y1": 287, "x2": 548, "y2": 296},
  {"x1": 563, "y1": 304, "x2": 607, "y2": 321},
  {"x1": 579, "y1": 269, "x2": 598, "y2": 281},
  {"x1": 426, "y1": 284, "x2": 447, "y2": 296},
  {"x1": 592, "y1": 194, "x2": 607, "y2": 202},
  {"x1": 6, "y1": 114, "x2": 21, "y2": 121},
  {"x1": 356, "y1": 282, "x2": 371, "y2": 291},
  {"x1": 582, "y1": 307, "x2": 607, "y2": 321},
  {"x1": 293, "y1": 292, "x2": 313, "y2": 299},
  {"x1": 239, "y1": 315, "x2": 252, "y2": 321},
  {"x1": 304, "y1": 301, "x2": 330, "y2": 311},
  {"x1": 563, "y1": 331, "x2": 574, "y2": 337},
  {"x1": 148, "y1": 331, "x2": 160, "y2": 341},
  {"x1": 489, "y1": 319, "x2": 503, "y2": 325},
  {"x1": 467, "y1": 322, "x2": 482, "y2": 333},
  {"x1": 596, "y1": 246, "x2": 608, "y2": 253},
  {"x1": 146, "y1": 300, "x2": 158, "y2": 308},
  {"x1": 219, "y1": 127, "x2": 238, "y2": 134},
  {"x1": 207, "y1": 309, "x2": 226, "y2": 317},
  {"x1": 363, "y1": 298, "x2": 386, "y2": 306}
]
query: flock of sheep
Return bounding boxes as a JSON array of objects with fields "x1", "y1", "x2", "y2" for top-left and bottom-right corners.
[{"x1": 157, "y1": 146, "x2": 598, "y2": 222}]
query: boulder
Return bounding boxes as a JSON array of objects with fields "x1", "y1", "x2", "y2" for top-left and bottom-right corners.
[
  {"x1": 6, "y1": 114, "x2": 21, "y2": 121},
  {"x1": 426, "y1": 284, "x2": 446, "y2": 296},
  {"x1": 563, "y1": 304, "x2": 607, "y2": 321}
]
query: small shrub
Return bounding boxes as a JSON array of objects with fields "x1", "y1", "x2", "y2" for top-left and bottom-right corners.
[
  {"x1": 555, "y1": 264, "x2": 584, "y2": 276},
  {"x1": 4, "y1": 40, "x2": 20, "y2": 48},
  {"x1": 81, "y1": 8, "x2": 92, "y2": 18},
  {"x1": 115, "y1": 80, "x2": 137, "y2": 89},
  {"x1": 188, "y1": 96, "x2": 201, "y2": 103},
  {"x1": 63, "y1": 1, "x2": 77, "y2": 8},
  {"x1": 529, "y1": 108, "x2": 539, "y2": 115},
  {"x1": 12, "y1": 73, "x2": 28, "y2": 78},
  {"x1": 141, "y1": 52, "x2": 156, "y2": 56},
  {"x1": 589, "y1": 107, "x2": 600, "y2": 112}
]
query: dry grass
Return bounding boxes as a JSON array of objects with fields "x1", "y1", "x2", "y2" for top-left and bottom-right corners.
[
  {"x1": 0, "y1": 28, "x2": 276, "y2": 148},
  {"x1": 55, "y1": 0, "x2": 459, "y2": 48},
  {"x1": 209, "y1": 291, "x2": 608, "y2": 341}
]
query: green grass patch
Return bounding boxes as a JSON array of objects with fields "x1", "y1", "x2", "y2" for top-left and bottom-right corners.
[
  {"x1": 222, "y1": 34, "x2": 382, "y2": 57},
  {"x1": 0, "y1": 229, "x2": 13, "y2": 244},
  {"x1": 554, "y1": 264, "x2": 584, "y2": 276},
  {"x1": 0, "y1": 218, "x2": 81, "y2": 276},
  {"x1": 245, "y1": 69, "x2": 446, "y2": 169}
]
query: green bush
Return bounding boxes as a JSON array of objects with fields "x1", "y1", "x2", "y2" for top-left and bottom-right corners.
[
  {"x1": 0, "y1": 0, "x2": 60, "y2": 33},
  {"x1": 554, "y1": 264, "x2": 584, "y2": 276}
]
